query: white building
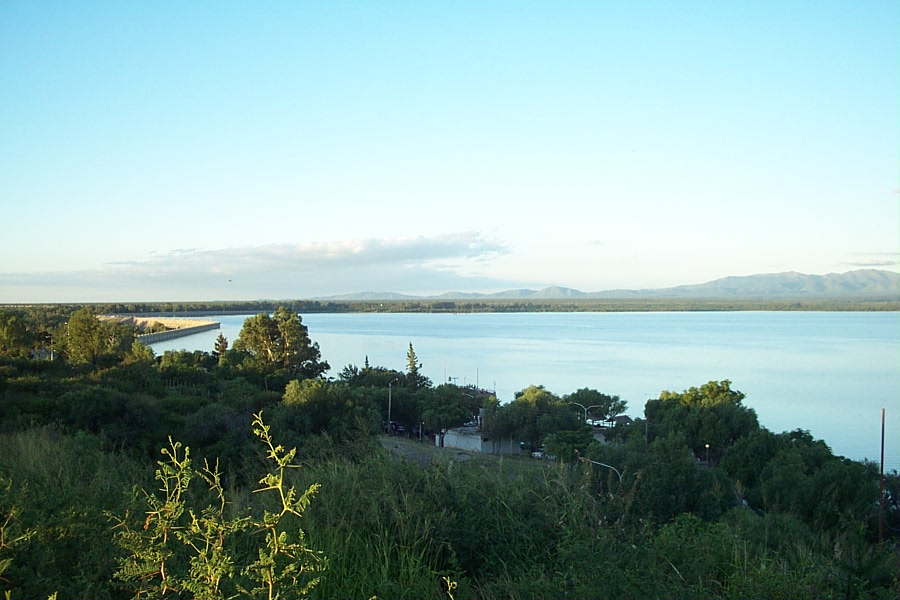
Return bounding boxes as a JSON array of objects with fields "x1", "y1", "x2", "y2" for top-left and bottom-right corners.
[{"x1": 438, "y1": 425, "x2": 521, "y2": 455}]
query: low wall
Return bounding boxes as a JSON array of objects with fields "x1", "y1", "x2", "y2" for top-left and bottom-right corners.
[
  {"x1": 137, "y1": 321, "x2": 220, "y2": 344},
  {"x1": 441, "y1": 429, "x2": 484, "y2": 452}
]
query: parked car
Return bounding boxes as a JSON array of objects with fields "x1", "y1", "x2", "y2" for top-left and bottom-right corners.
[{"x1": 383, "y1": 421, "x2": 406, "y2": 435}]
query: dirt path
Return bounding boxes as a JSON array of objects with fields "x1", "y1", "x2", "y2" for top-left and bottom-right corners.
[{"x1": 378, "y1": 435, "x2": 476, "y2": 467}]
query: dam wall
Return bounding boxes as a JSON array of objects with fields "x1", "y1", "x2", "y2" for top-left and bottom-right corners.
[{"x1": 137, "y1": 321, "x2": 220, "y2": 344}]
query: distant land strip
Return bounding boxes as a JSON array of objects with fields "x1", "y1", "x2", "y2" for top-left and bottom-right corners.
[
  {"x1": 20, "y1": 297, "x2": 899, "y2": 316},
  {"x1": 4, "y1": 270, "x2": 897, "y2": 314}
]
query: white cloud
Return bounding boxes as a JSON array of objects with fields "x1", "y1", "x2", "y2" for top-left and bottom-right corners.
[
  {"x1": 843, "y1": 252, "x2": 900, "y2": 269},
  {"x1": 0, "y1": 233, "x2": 516, "y2": 302},
  {"x1": 109, "y1": 233, "x2": 506, "y2": 274}
]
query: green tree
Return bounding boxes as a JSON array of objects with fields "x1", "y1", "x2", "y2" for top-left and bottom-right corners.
[
  {"x1": 100, "y1": 319, "x2": 136, "y2": 363},
  {"x1": 233, "y1": 308, "x2": 329, "y2": 379},
  {"x1": 730, "y1": 428, "x2": 887, "y2": 538},
  {"x1": 495, "y1": 385, "x2": 583, "y2": 451},
  {"x1": 644, "y1": 380, "x2": 759, "y2": 462},
  {"x1": 274, "y1": 379, "x2": 381, "y2": 448},
  {"x1": 282, "y1": 379, "x2": 334, "y2": 433},
  {"x1": 404, "y1": 343, "x2": 431, "y2": 390},
  {"x1": 64, "y1": 308, "x2": 135, "y2": 366},
  {"x1": 543, "y1": 427, "x2": 594, "y2": 462},
  {"x1": 563, "y1": 388, "x2": 627, "y2": 424},
  {"x1": 234, "y1": 314, "x2": 279, "y2": 365},
  {"x1": 419, "y1": 385, "x2": 477, "y2": 445},
  {"x1": 337, "y1": 363, "x2": 361, "y2": 382},
  {"x1": 632, "y1": 432, "x2": 727, "y2": 524},
  {"x1": 283, "y1": 379, "x2": 328, "y2": 407},
  {"x1": 337, "y1": 361, "x2": 404, "y2": 388},
  {"x1": 0, "y1": 310, "x2": 31, "y2": 357},
  {"x1": 124, "y1": 340, "x2": 155, "y2": 364},
  {"x1": 272, "y1": 307, "x2": 327, "y2": 377},
  {"x1": 213, "y1": 333, "x2": 228, "y2": 362},
  {"x1": 67, "y1": 307, "x2": 104, "y2": 364}
]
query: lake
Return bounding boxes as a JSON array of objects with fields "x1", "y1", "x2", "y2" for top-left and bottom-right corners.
[{"x1": 150, "y1": 311, "x2": 900, "y2": 471}]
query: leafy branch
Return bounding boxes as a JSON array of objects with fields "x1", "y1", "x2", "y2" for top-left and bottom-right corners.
[{"x1": 109, "y1": 412, "x2": 324, "y2": 600}]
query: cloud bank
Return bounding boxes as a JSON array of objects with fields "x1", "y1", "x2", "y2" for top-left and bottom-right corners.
[{"x1": 0, "y1": 233, "x2": 513, "y2": 302}]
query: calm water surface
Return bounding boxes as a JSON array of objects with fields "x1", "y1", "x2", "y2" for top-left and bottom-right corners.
[{"x1": 151, "y1": 311, "x2": 900, "y2": 470}]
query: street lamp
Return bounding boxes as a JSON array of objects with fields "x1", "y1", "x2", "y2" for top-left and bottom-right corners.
[
  {"x1": 387, "y1": 378, "x2": 399, "y2": 435},
  {"x1": 569, "y1": 402, "x2": 601, "y2": 423},
  {"x1": 578, "y1": 457, "x2": 624, "y2": 482},
  {"x1": 705, "y1": 443, "x2": 710, "y2": 465}
]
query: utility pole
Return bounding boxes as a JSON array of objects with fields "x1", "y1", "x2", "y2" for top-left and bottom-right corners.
[
  {"x1": 879, "y1": 407, "x2": 885, "y2": 543},
  {"x1": 387, "y1": 378, "x2": 398, "y2": 435}
]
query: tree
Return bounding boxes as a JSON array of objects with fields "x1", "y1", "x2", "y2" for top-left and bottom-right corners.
[
  {"x1": 283, "y1": 378, "x2": 328, "y2": 407},
  {"x1": 419, "y1": 384, "x2": 482, "y2": 445},
  {"x1": 423, "y1": 402, "x2": 471, "y2": 446},
  {"x1": 405, "y1": 343, "x2": 431, "y2": 390},
  {"x1": 234, "y1": 314, "x2": 279, "y2": 365},
  {"x1": 0, "y1": 310, "x2": 31, "y2": 357},
  {"x1": 279, "y1": 379, "x2": 352, "y2": 436},
  {"x1": 233, "y1": 308, "x2": 329, "y2": 379},
  {"x1": 493, "y1": 385, "x2": 583, "y2": 451},
  {"x1": 213, "y1": 333, "x2": 228, "y2": 362},
  {"x1": 99, "y1": 319, "x2": 136, "y2": 364},
  {"x1": 272, "y1": 306, "x2": 324, "y2": 375},
  {"x1": 67, "y1": 307, "x2": 104, "y2": 364},
  {"x1": 564, "y1": 388, "x2": 627, "y2": 424},
  {"x1": 124, "y1": 340, "x2": 155, "y2": 365},
  {"x1": 65, "y1": 308, "x2": 135, "y2": 366},
  {"x1": 725, "y1": 428, "x2": 886, "y2": 537},
  {"x1": 543, "y1": 428, "x2": 594, "y2": 462},
  {"x1": 644, "y1": 380, "x2": 759, "y2": 462},
  {"x1": 338, "y1": 363, "x2": 360, "y2": 382},
  {"x1": 337, "y1": 360, "x2": 403, "y2": 388},
  {"x1": 634, "y1": 432, "x2": 715, "y2": 524}
]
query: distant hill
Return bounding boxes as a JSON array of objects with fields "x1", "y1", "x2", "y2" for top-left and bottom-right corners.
[
  {"x1": 316, "y1": 269, "x2": 899, "y2": 301},
  {"x1": 590, "y1": 269, "x2": 900, "y2": 299},
  {"x1": 318, "y1": 291, "x2": 419, "y2": 301}
]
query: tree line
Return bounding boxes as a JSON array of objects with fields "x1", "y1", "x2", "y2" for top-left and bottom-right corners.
[
  {"x1": 4, "y1": 296, "x2": 898, "y2": 321},
  {"x1": 0, "y1": 305, "x2": 897, "y2": 599}
]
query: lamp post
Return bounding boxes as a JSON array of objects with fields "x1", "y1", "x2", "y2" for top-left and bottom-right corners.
[
  {"x1": 569, "y1": 402, "x2": 601, "y2": 423},
  {"x1": 578, "y1": 457, "x2": 624, "y2": 482},
  {"x1": 387, "y1": 378, "x2": 399, "y2": 435},
  {"x1": 705, "y1": 443, "x2": 710, "y2": 465}
]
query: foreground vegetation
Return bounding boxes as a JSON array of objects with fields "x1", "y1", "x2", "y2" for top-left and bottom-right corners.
[{"x1": 0, "y1": 305, "x2": 897, "y2": 599}]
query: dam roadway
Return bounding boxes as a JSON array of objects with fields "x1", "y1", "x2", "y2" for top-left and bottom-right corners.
[{"x1": 134, "y1": 320, "x2": 221, "y2": 344}]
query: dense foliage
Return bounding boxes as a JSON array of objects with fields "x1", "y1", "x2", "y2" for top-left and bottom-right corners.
[{"x1": 0, "y1": 305, "x2": 896, "y2": 599}]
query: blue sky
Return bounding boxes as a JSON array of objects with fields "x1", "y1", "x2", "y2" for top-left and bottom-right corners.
[{"x1": 2, "y1": 1, "x2": 897, "y2": 302}]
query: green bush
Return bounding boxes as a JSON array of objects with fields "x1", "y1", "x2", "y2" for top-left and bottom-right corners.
[{"x1": 0, "y1": 428, "x2": 149, "y2": 599}]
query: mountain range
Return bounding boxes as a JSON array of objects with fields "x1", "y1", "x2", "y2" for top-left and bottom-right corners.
[{"x1": 319, "y1": 269, "x2": 900, "y2": 301}]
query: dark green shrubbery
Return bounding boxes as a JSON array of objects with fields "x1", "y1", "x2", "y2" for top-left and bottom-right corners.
[{"x1": 0, "y1": 307, "x2": 896, "y2": 599}]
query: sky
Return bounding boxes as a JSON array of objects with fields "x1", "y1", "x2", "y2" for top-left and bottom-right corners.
[{"x1": 2, "y1": 1, "x2": 898, "y2": 303}]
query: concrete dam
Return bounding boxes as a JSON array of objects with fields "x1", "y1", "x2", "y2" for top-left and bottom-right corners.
[{"x1": 134, "y1": 320, "x2": 221, "y2": 344}]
